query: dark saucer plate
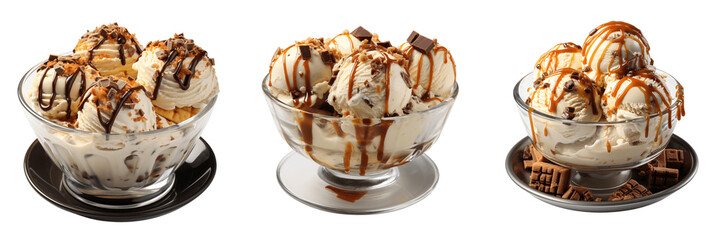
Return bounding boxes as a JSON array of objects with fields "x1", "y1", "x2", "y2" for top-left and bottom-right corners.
[
  {"x1": 506, "y1": 134, "x2": 698, "y2": 212},
  {"x1": 24, "y1": 137, "x2": 217, "y2": 221}
]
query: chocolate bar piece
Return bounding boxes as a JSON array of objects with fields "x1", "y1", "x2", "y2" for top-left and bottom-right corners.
[
  {"x1": 664, "y1": 149, "x2": 685, "y2": 169},
  {"x1": 529, "y1": 162, "x2": 571, "y2": 195},
  {"x1": 648, "y1": 167, "x2": 679, "y2": 190},
  {"x1": 636, "y1": 152, "x2": 667, "y2": 177},
  {"x1": 298, "y1": 45, "x2": 311, "y2": 60},
  {"x1": 561, "y1": 186, "x2": 597, "y2": 201},
  {"x1": 530, "y1": 145, "x2": 548, "y2": 163},
  {"x1": 523, "y1": 160, "x2": 535, "y2": 169},
  {"x1": 350, "y1": 26, "x2": 373, "y2": 42},
  {"x1": 609, "y1": 179, "x2": 652, "y2": 201}
]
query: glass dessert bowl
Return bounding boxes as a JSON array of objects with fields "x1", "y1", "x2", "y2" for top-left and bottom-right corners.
[
  {"x1": 514, "y1": 70, "x2": 683, "y2": 190},
  {"x1": 264, "y1": 76, "x2": 458, "y2": 214},
  {"x1": 19, "y1": 60, "x2": 217, "y2": 209}
]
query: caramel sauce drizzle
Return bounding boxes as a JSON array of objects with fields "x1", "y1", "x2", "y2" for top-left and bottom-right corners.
[
  {"x1": 605, "y1": 69, "x2": 672, "y2": 141},
  {"x1": 325, "y1": 185, "x2": 367, "y2": 203},
  {"x1": 329, "y1": 33, "x2": 355, "y2": 52},
  {"x1": 403, "y1": 45, "x2": 457, "y2": 100},
  {"x1": 582, "y1": 21, "x2": 651, "y2": 80},
  {"x1": 535, "y1": 42, "x2": 581, "y2": 75}
]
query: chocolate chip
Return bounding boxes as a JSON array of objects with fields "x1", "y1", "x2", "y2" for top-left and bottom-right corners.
[
  {"x1": 542, "y1": 83, "x2": 550, "y2": 88},
  {"x1": 99, "y1": 29, "x2": 108, "y2": 37},
  {"x1": 570, "y1": 71, "x2": 580, "y2": 80},
  {"x1": 562, "y1": 110, "x2": 576, "y2": 120},
  {"x1": 116, "y1": 80, "x2": 127, "y2": 90},
  {"x1": 533, "y1": 78, "x2": 543, "y2": 88},
  {"x1": 363, "y1": 97, "x2": 374, "y2": 108},
  {"x1": 584, "y1": 88, "x2": 591, "y2": 94},
  {"x1": 409, "y1": 33, "x2": 435, "y2": 54},
  {"x1": 350, "y1": 26, "x2": 373, "y2": 42},
  {"x1": 589, "y1": 28, "x2": 598, "y2": 36},
  {"x1": 536, "y1": 64, "x2": 541, "y2": 69},
  {"x1": 567, "y1": 107, "x2": 575, "y2": 113},
  {"x1": 298, "y1": 45, "x2": 311, "y2": 60},
  {"x1": 583, "y1": 66, "x2": 591, "y2": 72},
  {"x1": 564, "y1": 80, "x2": 575, "y2": 92},
  {"x1": 407, "y1": 31, "x2": 420, "y2": 43}
]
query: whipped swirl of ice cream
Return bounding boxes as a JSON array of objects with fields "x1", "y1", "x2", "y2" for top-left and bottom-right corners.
[
  {"x1": 73, "y1": 23, "x2": 143, "y2": 78},
  {"x1": 77, "y1": 76, "x2": 156, "y2": 133},
  {"x1": 28, "y1": 55, "x2": 100, "y2": 124},
  {"x1": 134, "y1": 34, "x2": 219, "y2": 121}
]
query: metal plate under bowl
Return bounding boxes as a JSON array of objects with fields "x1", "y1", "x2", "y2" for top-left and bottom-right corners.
[{"x1": 506, "y1": 134, "x2": 697, "y2": 212}]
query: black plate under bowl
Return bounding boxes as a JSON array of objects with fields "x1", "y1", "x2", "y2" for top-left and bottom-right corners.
[
  {"x1": 24, "y1": 137, "x2": 217, "y2": 221},
  {"x1": 506, "y1": 134, "x2": 698, "y2": 212}
]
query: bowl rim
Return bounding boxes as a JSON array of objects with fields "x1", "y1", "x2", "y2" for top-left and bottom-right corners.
[
  {"x1": 261, "y1": 74, "x2": 459, "y2": 120},
  {"x1": 18, "y1": 55, "x2": 218, "y2": 136},
  {"x1": 513, "y1": 69, "x2": 682, "y2": 125}
]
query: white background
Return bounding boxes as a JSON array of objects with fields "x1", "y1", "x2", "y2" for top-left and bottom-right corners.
[{"x1": 1, "y1": 0, "x2": 718, "y2": 239}]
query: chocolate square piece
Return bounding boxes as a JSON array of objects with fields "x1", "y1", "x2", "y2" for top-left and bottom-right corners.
[
  {"x1": 529, "y1": 162, "x2": 571, "y2": 195},
  {"x1": 407, "y1": 31, "x2": 420, "y2": 43},
  {"x1": 609, "y1": 179, "x2": 652, "y2": 201},
  {"x1": 408, "y1": 33, "x2": 435, "y2": 54},
  {"x1": 562, "y1": 186, "x2": 596, "y2": 201},
  {"x1": 636, "y1": 151, "x2": 667, "y2": 177},
  {"x1": 319, "y1": 50, "x2": 334, "y2": 65},
  {"x1": 350, "y1": 26, "x2": 373, "y2": 42},
  {"x1": 530, "y1": 145, "x2": 548, "y2": 163},
  {"x1": 648, "y1": 167, "x2": 679, "y2": 190},
  {"x1": 523, "y1": 160, "x2": 535, "y2": 169},
  {"x1": 664, "y1": 149, "x2": 685, "y2": 169},
  {"x1": 298, "y1": 45, "x2": 311, "y2": 60}
]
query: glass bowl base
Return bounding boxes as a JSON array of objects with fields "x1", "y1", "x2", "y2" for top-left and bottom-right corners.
[
  {"x1": 64, "y1": 175, "x2": 175, "y2": 209},
  {"x1": 277, "y1": 151, "x2": 439, "y2": 214}
]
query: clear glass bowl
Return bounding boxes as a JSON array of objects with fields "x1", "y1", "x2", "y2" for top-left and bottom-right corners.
[
  {"x1": 19, "y1": 59, "x2": 217, "y2": 209},
  {"x1": 264, "y1": 75, "x2": 458, "y2": 213},
  {"x1": 513, "y1": 70, "x2": 683, "y2": 190}
]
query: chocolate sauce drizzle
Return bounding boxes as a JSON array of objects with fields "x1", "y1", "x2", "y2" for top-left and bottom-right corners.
[
  {"x1": 78, "y1": 81, "x2": 145, "y2": 134},
  {"x1": 85, "y1": 30, "x2": 142, "y2": 67},
  {"x1": 151, "y1": 48, "x2": 207, "y2": 100},
  {"x1": 36, "y1": 60, "x2": 88, "y2": 120}
]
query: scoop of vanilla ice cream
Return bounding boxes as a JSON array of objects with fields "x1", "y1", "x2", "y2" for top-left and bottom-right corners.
[
  {"x1": 267, "y1": 38, "x2": 336, "y2": 108},
  {"x1": 328, "y1": 45, "x2": 412, "y2": 118},
  {"x1": 328, "y1": 27, "x2": 371, "y2": 57},
  {"x1": 73, "y1": 23, "x2": 143, "y2": 78},
  {"x1": 27, "y1": 55, "x2": 100, "y2": 124},
  {"x1": 533, "y1": 42, "x2": 583, "y2": 81},
  {"x1": 582, "y1": 21, "x2": 653, "y2": 88},
  {"x1": 133, "y1": 34, "x2": 219, "y2": 111},
  {"x1": 527, "y1": 68, "x2": 602, "y2": 122},
  {"x1": 399, "y1": 33, "x2": 456, "y2": 102},
  {"x1": 76, "y1": 76, "x2": 156, "y2": 133},
  {"x1": 602, "y1": 69, "x2": 672, "y2": 122}
]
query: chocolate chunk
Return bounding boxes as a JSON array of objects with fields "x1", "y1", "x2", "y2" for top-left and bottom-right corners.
[
  {"x1": 99, "y1": 29, "x2": 108, "y2": 37},
  {"x1": 529, "y1": 162, "x2": 571, "y2": 195},
  {"x1": 107, "y1": 88, "x2": 117, "y2": 99},
  {"x1": 648, "y1": 167, "x2": 679, "y2": 190},
  {"x1": 522, "y1": 145, "x2": 533, "y2": 160},
  {"x1": 583, "y1": 66, "x2": 591, "y2": 72},
  {"x1": 529, "y1": 145, "x2": 548, "y2": 163},
  {"x1": 298, "y1": 45, "x2": 311, "y2": 60},
  {"x1": 48, "y1": 55, "x2": 59, "y2": 62},
  {"x1": 533, "y1": 78, "x2": 543, "y2": 88},
  {"x1": 320, "y1": 50, "x2": 334, "y2": 65},
  {"x1": 54, "y1": 67, "x2": 65, "y2": 75},
  {"x1": 564, "y1": 80, "x2": 576, "y2": 91},
  {"x1": 209, "y1": 58, "x2": 215, "y2": 65},
  {"x1": 609, "y1": 179, "x2": 652, "y2": 201},
  {"x1": 350, "y1": 26, "x2": 373, "y2": 42},
  {"x1": 562, "y1": 108, "x2": 576, "y2": 120},
  {"x1": 542, "y1": 83, "x2": 550, "y2": 88},
  {"x1": 98, "y1": 79, "x2": 111, "y2": 88},
  {"x1": 523, "y1": 160, "x2": 535, "y2": 169},
  {"x1": 570, "y1": 71, "x2": 580, "y2": 80},
  {"x1": 589, "y1": 28, "x2": 598, "y2": 36},
  {"x1": 362, "y1": 97, "x2": 374, "y2": 108},
  {"x1": 535, "y1": 64, "x2": 541, "y2": 69},
  {"x1": 562, "y1": 186, "x2": 597, "y2": 201},
  {"x1": 409, "y1": 33, "x2": 435, "y2": 54},
  {"x1": 377, "y1": 41, "x2": 392, "y2": 48},
  {"x1": 407, "y1": 31, "x2": 420, "y2": 43},
  {"x1": 663, "y1": 149, "x2": 685, "y2": 169}
]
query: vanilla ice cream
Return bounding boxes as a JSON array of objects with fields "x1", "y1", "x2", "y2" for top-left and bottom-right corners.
[
  {"x1": 328, "y1": 26, "x2": 374, "y2": 57},
  {"x1": 27, "y1": 55, "x2": 100, "y2": 125},
  {"x1": 76, "y1": 76, "x2": 156, "y2": 133},
  {"x1": 533, "y1": 42, "x2": 583, "y2": 81},
  {"x1": 73, "y1": 23, "x2": 143, "y2": 78},
  {"x1": 399, "y1": 31, "x2": 456, "y2": 112},
  {"x1": 527, "y1": 68, "x2": 602, "y2": 122},
  {"x1": 327, "y1": 44, "x2": 412, "y2": 118},
  {"x1": 582, "y1": 21, "x2": 653, "y2": 88},
  {"x1": 267, "y1": 38, "x2": 336, "y2": 109},
  {"x1": 133, "y1": 34, "x2": 219, "y2": 123}
]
